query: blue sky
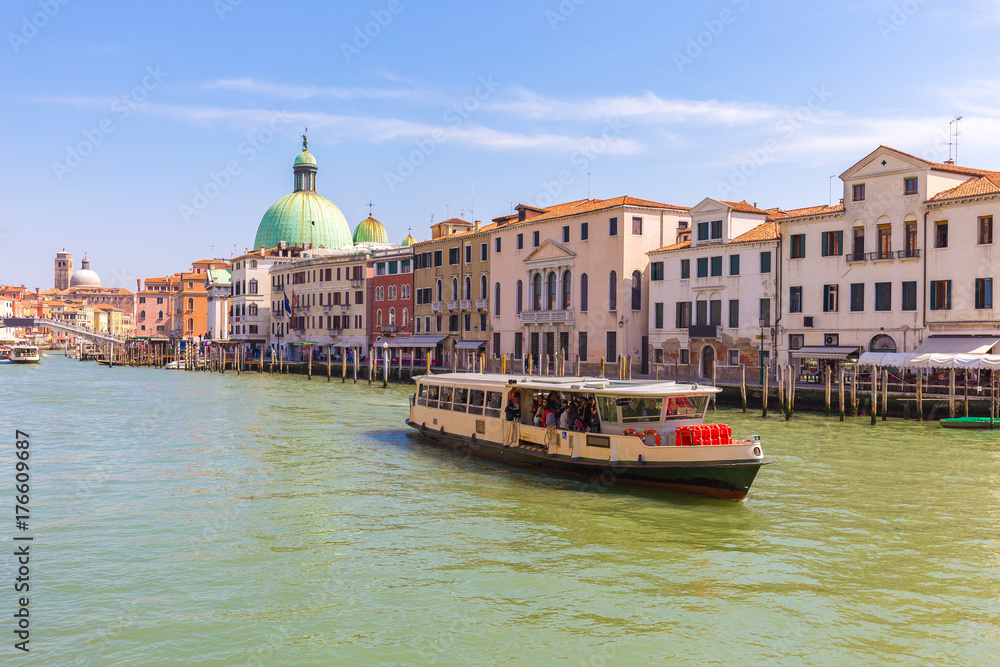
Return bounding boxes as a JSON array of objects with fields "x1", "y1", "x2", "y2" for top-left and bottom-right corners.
[{"x1": 3, "y1": 0, "x2": 1000, "y2": 289}]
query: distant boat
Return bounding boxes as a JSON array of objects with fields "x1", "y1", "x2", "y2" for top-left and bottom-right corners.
[
  {"x1": 940, "y1": 417, "x2": 997, "y2": 430},
  {"x1": 9, "y1": 344, "x2": 41, "y2": 364}
]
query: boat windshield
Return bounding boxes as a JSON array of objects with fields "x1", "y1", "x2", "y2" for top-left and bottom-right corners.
[
  {"x1": 663, "y1": 394, "x2": 709, "y2": 419},
  {"x1": 620, "y1": 397, "x2": 665, "y2": 423}
]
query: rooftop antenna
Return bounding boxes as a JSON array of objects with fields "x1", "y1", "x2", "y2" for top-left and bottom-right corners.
[{"x1": 949, "y1": 116, "x2": 963, "y2": 163}]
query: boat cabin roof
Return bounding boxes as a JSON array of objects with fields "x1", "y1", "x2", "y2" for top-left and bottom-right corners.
[{"x1": 415, "y1": 373, "x2": 720, "y2": 396}]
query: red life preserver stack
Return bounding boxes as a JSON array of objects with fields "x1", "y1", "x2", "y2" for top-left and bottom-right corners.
[{"x1": 674, "y1": 424, "x2": 733, "y2": 446}]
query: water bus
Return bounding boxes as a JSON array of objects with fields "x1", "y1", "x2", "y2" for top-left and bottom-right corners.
[
  {"x1": 407, "y1": 374, "x2": 770, "y2": 499},
  {"x1": 8, "y1": 344, "x2": 41, "y2": 364}
]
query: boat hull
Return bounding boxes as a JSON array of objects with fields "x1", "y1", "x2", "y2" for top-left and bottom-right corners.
[
  {"x1": 407, "y1": 421, "x2": 767, "y2": 500},
  {"x1": 940, "y1": 417, "x2": 997, "y2": 430}
]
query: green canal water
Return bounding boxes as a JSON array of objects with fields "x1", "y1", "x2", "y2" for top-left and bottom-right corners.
[{"x1": 1, "y1": 355, "x2": 998, "y2": 665}]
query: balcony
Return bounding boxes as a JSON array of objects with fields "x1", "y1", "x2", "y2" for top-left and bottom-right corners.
[
  {"x1": 431, "y1": 302, "x2": 443, "y2": 313},
  {"x1": 898, "y1": 248, "x2": 921, "y2": 259},
  {"x1": 846, "y1": 252, "x2": 867, "y2": 263},
  {"x1": 350, "y1": 279, "x2": 364, "y2": 287},
  {"x1": 340, "y1": 304, "x2": 350, "y2": 313},
  {"x1": 871, "y1": 249, "x2": 894, "y2": 262},
  {"x1": 381, "y1": 325, "x2": 397, "y2": 333},
  {"x1": 688, "y1": 325, "x2": 718, "y2": 339},
  {"x1": 460, "y1": 299, "x2": 472, "y2": 311},
  {"x1": 519, "y1": 309, "x2": 574, "y2": 325},
  {"x1": 447, "y1": 300, "x2": 459, "y2": 311},
  {"x1": 475, "y1": 298, "x2": 489, "y2": 311}
]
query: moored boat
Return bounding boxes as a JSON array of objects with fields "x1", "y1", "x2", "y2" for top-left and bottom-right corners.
[
  {"x1": 9, "y1": 344, "x2": 41, "y2": 364},
  {"x1": 940, "y1": 417, "x2": 997, "y2": 430},
  {"x1": 407, "y1": 373, "x2": 771, "y2": 500}
]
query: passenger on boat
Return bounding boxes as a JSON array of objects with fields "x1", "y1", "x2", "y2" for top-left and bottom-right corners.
[
  {"x1": 558, "y1": 401, "x2": 571, "y2": 429},
  {"x1": 505, "y1": 394, "x2": 520, "y2": 421}
]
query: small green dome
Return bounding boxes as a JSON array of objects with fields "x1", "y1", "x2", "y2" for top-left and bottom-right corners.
[
  {"x1": 293, "y1": 150, "x2": 317, "y2": 167},
  {"x1": 400, "y1": 233, "x2": 416, "y2": 247},
  {"x1": 353, "y1": 214, "x2": 389, "y2": 244},
  {"x1": 254, "y1": 191, "x2": 353, "y2": 249}
]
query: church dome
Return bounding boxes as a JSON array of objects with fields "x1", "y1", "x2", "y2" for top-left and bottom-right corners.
[
  {"x1": 400, "y1": 233, "x2": 416, "y2": 247},
  {"x1": 253, "y1": 137, "x2": 353, "y2": 250},
  {"x1": 353, "y1": 214, "x2": 389, "y2": 245},
  {"x1": 70, "y1": 257, "x2": 101, "y2": 287}
]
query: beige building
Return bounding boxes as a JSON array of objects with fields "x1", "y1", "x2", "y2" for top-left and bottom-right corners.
[{"x1": 411, "y1": 218, "x2": 492, "y2": 367}]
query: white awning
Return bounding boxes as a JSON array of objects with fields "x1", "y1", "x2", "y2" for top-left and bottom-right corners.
[
  {"x1": 912, "y1": 336, "x2": 1000, "y2": 355},
  {"x1": 455, "y1": 339, "x2": 487, "y2": 350},
  {"x1": 373, "y1": 335, "x2": 447, "y2": 349},
  {"x1": 790, "y1": 346, "x2": 860, "y2": 359}
]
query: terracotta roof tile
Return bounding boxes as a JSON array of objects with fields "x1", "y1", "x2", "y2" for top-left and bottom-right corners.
[
  {"x1": 777, "y1": 203, "x2": 845, "y2": 220},
  {"x1": 494, "y1": 196, "x2": 690, "y2": 229},
  {"x1": 928, "y1": 175, "x2": 1000, "y2": 202},
  {"x1": 720, "y1": 200, "x2": 770, "y2": 215},
  {"x1": 649, "y1": 240, "x2": 691, "y2": 253},
  {"x1": 730, "y1": 221, "x2": 781, "y2": 244}
]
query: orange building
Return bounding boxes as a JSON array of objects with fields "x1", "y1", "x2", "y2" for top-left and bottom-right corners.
[
  {"x1": 137, "y1": 275, "x2": 180, "y2": 337},
  {"x1": 172, "y1": 259, "x2": 231, "y2": 340}
]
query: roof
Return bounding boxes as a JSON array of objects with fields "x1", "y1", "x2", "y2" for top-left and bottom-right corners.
[
  {"x1": 650, "y1": 239, "x2": 691, "y2": 253},
  {"x1": 720, "y1": 200, "x2": 770, "y2": 215},
  {"x1": 776, "y1": 203, "x2": 845, "y2": 220},
  {"x1": 928, "y1": 175, "x2": 1000, "y2": 203},
  {"x1": 490, "y1": 196, "x2": 689, "y2": 227},
  {"x1": 730, "y1": 221, "x2": 780, "y2": 244}
]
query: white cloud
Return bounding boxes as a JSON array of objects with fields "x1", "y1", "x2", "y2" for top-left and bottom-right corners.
[{"x1": 201, "y1": 78, "x2": 411, "y2": 101}]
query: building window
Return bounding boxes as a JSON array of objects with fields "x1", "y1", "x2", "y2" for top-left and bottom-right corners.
[
  {"x1": 851, "y1": 227, "x2": 865, "y2": 259},
  {"x1": 789, "y1": 286, "x2": 803, "y2": 313},
  {"x1": 759, "y1": 298, "x2": 771, "y2": 327},
  {"x1": 516, "y1": 234, "x2": 524, "y2": 250},
  {"x1": 709, "y1": 299, "x2": 721, "y2": 326},
  {"x1": 580, "y1": 274, "x2": 588, "y2": 312},
  {"x1": 516, "y1": 280, "x2": 523, "y2": 314},
  {"x1": 632, "y1": 216, "x2": 643, "y2": 235},
  {"x1": 679, "y1": 348, "x2": 690, "y2": 365},
  {"x1": 630, "y1": 270, "x2": 642, "y2": 311},
  {"x1": 822, "y1": 285, "x2": 838, "y2": 313},
  {"x1": 877, "y1": 225, "x2": 891, "y2": 259},
  {"x1": 790, "y1": 234, "x2": 806, "y2": 259},
  {"x1": 710, "y1": 220, "x2": 722, "y2": 239},
  {"x1": 562, "y1": 225, "x2": 570, "y2": 243},
  {"x1": 695, "y1": 300, "x2": 707, "y2": 326},
  {"x1": 930, "y1": 280, "x2": 951, "y2": 310},
  {"x1": 609, "y1": 217, "x2": 618, "y2": 236},
  {"x1": 852, "y1": 183, "x2": 865, "y2": 201},
  {"x1": 935, "y1": 221, "x2": 948, "y2": 248},
  {"x1": 581, "y1": 222, "x2": 589, "y2": 240},
  {"x1": 789, "y1": 333, "x2": 804, "y2": 350},
  {"x1": 606, "y1": 331, "x2": 617, "y2": 361},
  {"x1": 976, "y1": 277, "x2": 993, "y2": 309},
  {"x1": 464, "y1": 313, "x2": 471, "y2": 331},
  {"x1": 904, "y1": 177, "x2": 918, "y2": 196},
  {"x1": 436, "y1": 279, "x2": 442, "y2": 302},
  {"x1": 532, "y1": 230, "x2": 540, "y2": 248},
  {"x1": 821, "y1": 231, "x2": 843, "y2": 257},
  {"x1": 696, "y1": 257, "x2": 708, "y2": 278},
  {"x1": 979, "y1": 216, "x2": 994, "y2": 245},
  {"x1": 710, "y1": 256, "x2": 722, "y2": 277},
  {"x1": 904, "y1": 223, "x2": 918, "y2": 257},
  {"x1": 697, "y1": 222, "x2": 709, "y2": 241},
  {"x1": 654, "y1": 302, "x2": 664, "y2": 329},
  {"x1": 728, "y1": 299, "x2": 739, "y2": 328},
  {"x1": 729, "y1": 254, "x2": 740, "y2": 276},
  {"x1": 561, "y1": 270, "x2": 571, "y2": 309},
  {"x1": 727, "y1": 349, "x2": 739, "y2": 366},
  {"x1": 546, "y1": 272, "x2": 557, "y2": 310},
  {"x1": 875, "y1": 282, "x2": 892, "y2": 311},
  {"x1": 494, "y1": 283, "x2": 501, "y2": 316},
  {"x1": 651, "y1": 261, "x2": 664, "y2": 281},
  {"x1": 760, "y1": 251, "x2": 771, "y2": 273},
  {"x1": 902, "y1": 281, "x2": 917, "y2": 311},
  {"x1": 434, "y1": 250, "x2": 443, "y2": 267},
  {"x1": 680, "y1": 259, "x2": 690, "y2": 279},
  {"x1": 495, "y1": 237, "x2": 502, "y2": 254},
  {"x1": 676, "y1": 302, "x2": 692, "y2": 328},
  {"x1": 464, "y1": 276, "x2": 472, "y2": 300},
  {"x1": 608, "y1": 271, "x2": 617, "y2": 310},
  {"x1": 449, "y1": 248, "x2": 460, "y2": 265},
  {"x1": 532, "y1": 274, "x2": 542, "y2": 311},
  {"x1": 850, "y1": 283, "x2": 864, "y2": 312}
]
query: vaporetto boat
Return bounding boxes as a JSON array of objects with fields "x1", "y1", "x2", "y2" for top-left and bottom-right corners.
[
  {"x1": 8, "y1": 344, "x2": 41, "y2": 364},
  {"x1": 407, "y1": 373, "x2": 771, "y2": 500}
]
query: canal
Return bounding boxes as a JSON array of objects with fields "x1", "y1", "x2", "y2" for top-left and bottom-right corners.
[{"x1": 1, "y1": 355, "x2": 998, "y2": 665}]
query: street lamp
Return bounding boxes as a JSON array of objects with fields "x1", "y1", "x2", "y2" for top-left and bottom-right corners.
[{"x1": 759, "y1": 318, "x2": 766, "y2": 385}]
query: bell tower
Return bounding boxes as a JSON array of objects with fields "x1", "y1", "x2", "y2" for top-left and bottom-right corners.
[{"x1": 54, "y1": 250, "x2": 72, "y2": 290}]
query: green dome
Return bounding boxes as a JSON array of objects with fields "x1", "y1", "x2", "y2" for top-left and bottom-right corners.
[
  {"x1": 254, "y1": 191, "x2": 352, "y2": 249},
  {"x1": 400, "y1": 233, "x2": 416, "y2": 247},
  {"x1": 293, "y1": 150, "x2": 316, "y2": 167},
  {"x1": 353, "y1": 214, "x2": 388, "y2": 244}
]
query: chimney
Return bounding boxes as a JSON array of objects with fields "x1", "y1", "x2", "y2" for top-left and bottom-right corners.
[
  {"x1": 446, "y1": 225, "x2": 453, "y2": 237},
  {"x1": 474, "y1": 220, "x2": 481, "y2": 232}
]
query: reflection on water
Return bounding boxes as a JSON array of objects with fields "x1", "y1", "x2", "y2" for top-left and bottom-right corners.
[{"x1": 1, "y1": 357, "x2": 998, "y2": 665}]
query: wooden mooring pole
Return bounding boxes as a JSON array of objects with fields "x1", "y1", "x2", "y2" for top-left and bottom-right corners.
[{"x1": 740, "y1": 363, "x2": 747, "y2": 414}]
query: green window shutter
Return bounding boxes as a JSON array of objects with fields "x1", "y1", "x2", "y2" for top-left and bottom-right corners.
[
  {"x1": 946, "y1": 280, "x2": 952, "y2": 309},
  {"x1": 930, "y1": 282, "x2": 937, "y2": 310},
  {"x1": 837, "y1": 231, "x2": 843, "y2": 255},
  {"x1": 821, "y1": 232, "x2": 829, "y2": 257}
]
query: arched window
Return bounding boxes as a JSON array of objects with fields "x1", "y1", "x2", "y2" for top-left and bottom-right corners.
[
  {"x1": 631, "y1": 270, "x2": 642, "y2": 311},
  {"x1": 249, "y1": 304, "x2": 258, "y2": 316},
  {"x1": 402, "y1": 308, "x2": 409, "y2": 327},
  {"x1": 158, "y1": 310, "x2": 163, "y2": 319},
  {"x1": 250, "y1": 260, "x2": 257, "y2": 268},
  {"x1": 139, "y1": 310, "x2": 145, "y2": 320},
  {"x1": 187, "y1": 298, "x2": 194, "y2": 311},
  {"x1": 608, "y1": 271, "x2": 617, "y2": 311},
  {"x1": 436, "y1": 279, "x2": 443, "y2": 302},
  {"x1": 580, "y1": 273, "x2": 588, "y2": 312},
  {"x1": 377, "y1": 310, "x2": 383, "y2": 327},
  {"x1": 389, "y1": 307, "x2": 396, "y2": 326},
  {"x1": 516, "y1": 280, "x2": 523, "y2": 315},
  {"x1": 389, "y1": 285, "x2": 397, "y2": 301},
  {"x1": 402, "y1": 284, "x2": 410, "y2": 299},
  {"x1": 464, "y1": 276, "x2": 471, "y2": 300},
  {"x1": 532, "y1": 274, "x2": 542, "y2": 311},
  {"x1": 187, "y1": 318, "x2": 194, "y2": 333},
  {"x1": 494, "y1": 283, "x2": 501, "y2": 316},
  {"x1": 561, "y1": 270, "x2": 572, "y2": 310},
  {"x1": 480, "y1": 275, "x2": 488, "y2": 299},
  {"x1": 451, "y1": 277, "x2": 459, "y2": 301},
  {"x1": 546, "y1": 272, "x2": 557, "y2": 310},
  {"x1": 249, "y1": 279, "x2": 258, "y2": 294}
]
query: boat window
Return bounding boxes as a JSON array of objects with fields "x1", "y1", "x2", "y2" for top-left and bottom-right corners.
[
  {"x1": 453, "y1": 387, "x2": 468, "y2": 413},
  {"x1": 468, "y1": 389, "x2": 485, "y2": 416},
  {"x1": 485, "y1": 391, "x2": 503, "y2": 418},
  {"x1": 417, "y1": 384, "x2": 427, "y2": 406},
  {"x1": 427, "y1": 384, "x2": 439, "y2": 409},
  {"x1": 621, "y1": 397, "x2": 664, "y2": 423},
  {"x1": 664, "y1": 395, "x2": 709, "y2": 419},
  {"x1": 439, "y1": 386, "x2": 454, "y2": 411},
  {"x1": 597, "y1": 396, "x2": 619, "y2": 424}
]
